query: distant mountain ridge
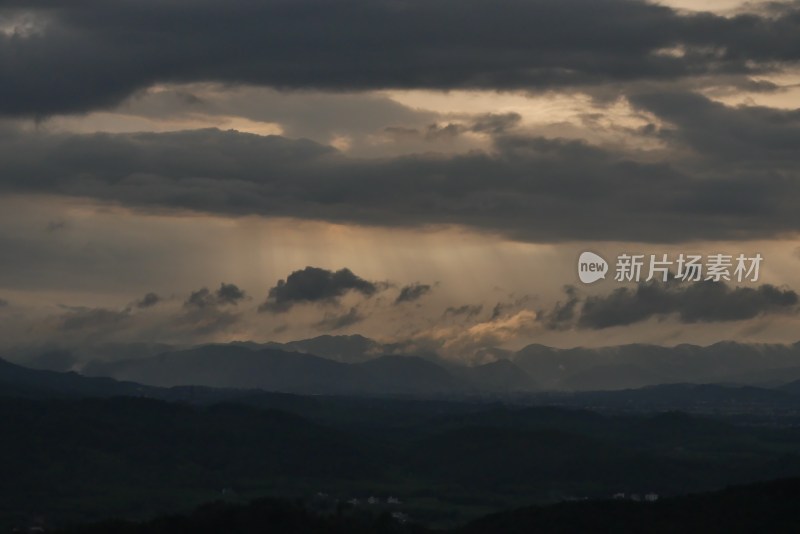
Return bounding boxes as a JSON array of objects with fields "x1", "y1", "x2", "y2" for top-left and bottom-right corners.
[
  {"x1": 14, "y1": 337, "x2": 800, "y2": 394},
  {"x1": 7, "y1": 354, "x2": 800, "y2": 420},
  {"x1": 268, "y1": 334, "x2": 384, "y2": 364},
  {"x1": 0, "y1": 357, "x2": 156, "y2": 398},
  {"x1": 512, "y1": 341, "x2": 800, "y2": 390},
  {"x1": 82, "y1": 345, "x2": 517, "y2": 395},
  {"x1": 86, "y1": 338, "x2": 800, "y2": 393}
]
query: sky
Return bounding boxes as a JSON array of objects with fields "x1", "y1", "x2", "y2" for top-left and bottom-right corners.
[{"x1": 1, "y1": 0, "x2": 800, "y2": 364}]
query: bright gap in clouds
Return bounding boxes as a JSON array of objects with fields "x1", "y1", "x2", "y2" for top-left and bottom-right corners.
[{"x1": 18, "y1": 84, "x2": 669, "y2": 156}]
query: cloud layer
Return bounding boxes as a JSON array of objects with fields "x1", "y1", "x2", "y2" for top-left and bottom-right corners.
[
  {"x1": 2, "y1": 88, "x2": 800, "y2": 243},
  {"x1": 546, "y1": 280, "x2": 799, "y2": 329},
  {"x1": 2, "y1": 0, "x2": 800, "y2": 117},
  {"x1": 2, "y1": 0, "x2": 800, "y2": 353}
]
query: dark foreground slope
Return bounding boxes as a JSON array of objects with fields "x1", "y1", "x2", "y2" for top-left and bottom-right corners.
[
  {"x1": 7, "y1": 394, "x2": 800, "y2": 530},
  {"x1": 457, "y1": 477, "x2": 800, "y2": 534},
  {"x1": 55, "y1": 478, "x2": 800, "y2": 534},
  {"x1": 56, "y1": 499, "x2": 428, "y2": 534}
]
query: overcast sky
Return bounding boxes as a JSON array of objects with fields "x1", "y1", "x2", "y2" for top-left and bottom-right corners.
[{"x1": 1, "y1": 0, "x2": 800, "y2": 363}]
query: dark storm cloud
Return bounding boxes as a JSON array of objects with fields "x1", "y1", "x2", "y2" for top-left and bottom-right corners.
[
  {"x1": 395, "y1": 283, "x2": 432, "y2": 304},
  {"x1": 185, "y1": 288, "x2": 215, "y2": 309},
  {"x1": 469, "y1": 113, "x2": 524, "y2": 135},
  {"x1": 490, "y1": 295, "x2": 532, "y2": 320},
  {"x1": 216, "y1": 283, "x2": 247, "y2": 305},
  {"x1": 490, "y1": 303, "x2": 505, "y2": 321},
  {"x1": 543, "y1": 285, "x2": 581, "y2": 330},
  {"x1": 2, "y1": 0, "x2": 800, "y2": 116},
  {"x1": 260, "y1": 267, "x2": 378, "y2": 313},
  {"x1": 1, "y1": 87, "x2": 800, "y2": 242},
  {"x1": 562, "y1": 280, "x2": 799, "y2": 329},
  {"x1": 385, "y1": 113, "x2": 523, "y2": 141},
  {"x1": 45, "y1": 219, "x2": 68, "y2": 233},
  {"x1": 313, "y1": 307, "x2": 365, "y2": 331},
  {"x1": 58, "y1": 306, "x2": 131, "y2": 332},
  {"x1": 630, "y1": 91, "x2": 800, "y2": 164},
  {"x1": 173, "y1": 284, "x2": 247, "y2": 336},
  {"x1": 185, "y1": 283, "x2": 247, "y2": 308},
  {"x1": 174, "y1": 307, "x2": 242, "y2": 336},
  {"x1": 17, "y1": 289, "x2": 247, "y2": 347},
  {"x1": 444, "y1": 304, "x2": 483, "y2": 318},
  {"x1": 135, "y1": 292, "x2": 161, "y2": 309}
]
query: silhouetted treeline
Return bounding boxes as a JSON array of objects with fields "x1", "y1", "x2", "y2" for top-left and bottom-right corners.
[{"x1": 54, "y1": 478, "x2": 800, "y2": 534}]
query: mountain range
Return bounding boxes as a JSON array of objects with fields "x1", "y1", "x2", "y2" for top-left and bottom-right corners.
[
  {"x1": 7, "y1": 335, "x2": 800, "y2": 396},
  {"x1": 81, "y1": 344, "x2": 534, "y2": 395},
  {"x1": 71, "y1": 336, "x2": 800, "y2": 394}
]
